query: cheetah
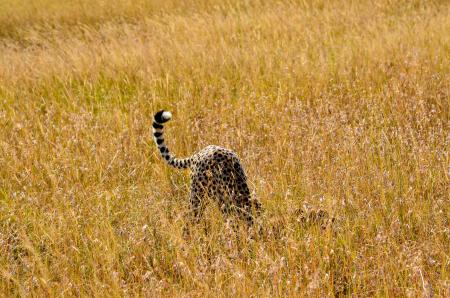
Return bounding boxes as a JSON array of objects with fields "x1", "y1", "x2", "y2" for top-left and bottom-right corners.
[{"x1": 152, "y1": 110, "x2": 262, "y2": 225}]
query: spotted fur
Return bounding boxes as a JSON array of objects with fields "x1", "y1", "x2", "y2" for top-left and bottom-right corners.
[{"x1": 152, "y1": 110, "x2": 261, "y2": 224}]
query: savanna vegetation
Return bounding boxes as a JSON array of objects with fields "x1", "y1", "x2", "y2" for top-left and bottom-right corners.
[{"x1": 0, "y1": 0, "x2": 448, "y2": 296}]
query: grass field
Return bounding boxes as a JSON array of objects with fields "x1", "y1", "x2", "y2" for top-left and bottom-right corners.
[{"x1": 0, "y1": 0, "x2": 449, "y2": 296}]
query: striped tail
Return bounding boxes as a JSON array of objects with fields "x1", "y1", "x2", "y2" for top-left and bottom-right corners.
[{"x1": 152, "y1": 110, "x2": 191, "y2": 169}]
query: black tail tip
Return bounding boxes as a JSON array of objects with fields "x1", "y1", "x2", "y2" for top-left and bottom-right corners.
[{"x1": 154, "y1": 110, "x2": 172, "y2": 123}]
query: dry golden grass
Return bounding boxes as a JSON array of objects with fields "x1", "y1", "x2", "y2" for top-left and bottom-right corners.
[{"x1": 0, "y1": 0, "x2": 448, "y2": 296}]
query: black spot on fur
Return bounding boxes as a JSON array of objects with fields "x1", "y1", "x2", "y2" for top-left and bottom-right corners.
[
  {"x1": 159, "y1": 147, "x2": 165, "y2": 153},
  {"x1": 154, "y1": 132, "x2": 162, "y2": 138},
  {"x1": 157, "y1": 139, "x2": 164, "y2": 145},
  {"x1": 153, "y1": 122, "x2": 163, "y2": 129}
]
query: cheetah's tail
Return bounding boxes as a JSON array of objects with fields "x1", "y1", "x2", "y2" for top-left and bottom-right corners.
[{"x1": 153, "y1": 110, "x2": 191, "y2": 169}]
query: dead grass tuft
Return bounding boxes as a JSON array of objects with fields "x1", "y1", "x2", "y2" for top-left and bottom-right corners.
[{"x1": 0, "y1": 0, "x2": 448, "y2": 296}]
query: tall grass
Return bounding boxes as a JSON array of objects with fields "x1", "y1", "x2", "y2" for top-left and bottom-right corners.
[{"x1": 0, "y1": 0, "x2": 448, "y2": 296}]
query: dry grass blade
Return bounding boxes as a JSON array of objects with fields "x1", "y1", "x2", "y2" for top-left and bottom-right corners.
[{"x1": 0, "y1": 0, "x2": 448, "y2": 296}]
